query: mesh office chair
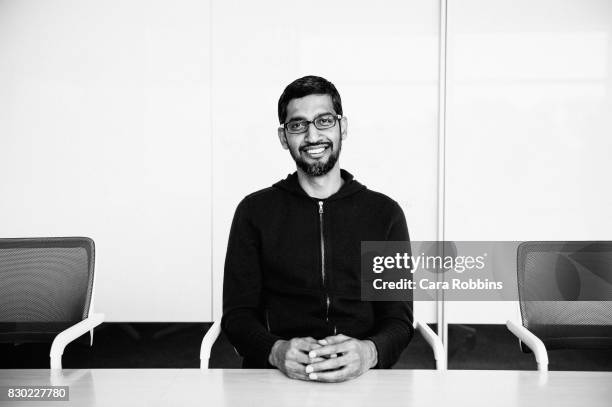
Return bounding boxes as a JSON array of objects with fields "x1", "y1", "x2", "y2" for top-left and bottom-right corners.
[
  {"x1": 0, "y1": 237, "x2": 104, "y2": 369},
  {"x1": 506, "y1": 241, "x2": 612, "y2": 371}
]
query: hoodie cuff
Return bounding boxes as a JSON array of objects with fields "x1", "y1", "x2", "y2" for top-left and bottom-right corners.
[
  {"x1": 366, "y1": 321, "x2": 413, "y2": 368},
  {"x1": 249, "y1": 330, "x2": 282, "y2": 368}
]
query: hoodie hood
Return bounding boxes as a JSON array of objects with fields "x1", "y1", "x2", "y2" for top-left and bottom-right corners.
[{"x1": 272, "y1": 169, "x2": 366, "y2": 201}]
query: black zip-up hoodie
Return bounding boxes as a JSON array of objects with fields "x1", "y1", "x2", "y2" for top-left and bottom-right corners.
[{"x1": 222, "y1": 169, "x2": 413, "y2": 368}]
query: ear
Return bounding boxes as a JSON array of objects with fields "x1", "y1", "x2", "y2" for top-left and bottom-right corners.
[
  {"x1": 278, "y1": 127, "x2": 289, "y2": 150},
  {"x1": 340, "y1": 116, "x2": 348, "y2": 141}
]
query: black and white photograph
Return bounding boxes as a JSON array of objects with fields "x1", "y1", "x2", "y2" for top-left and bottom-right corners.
[{"x1": 1, "y1": 0, "x2": 611, "y2": 406}]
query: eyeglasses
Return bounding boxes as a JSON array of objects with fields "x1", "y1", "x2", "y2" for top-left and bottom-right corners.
[{"x1": 283, "y1": 113, "x2": 341, "y2": 134}]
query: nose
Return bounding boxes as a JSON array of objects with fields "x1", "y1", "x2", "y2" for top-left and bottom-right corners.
[{"x1": 304, "y1": 121, "x2": 321, "y2": 142}]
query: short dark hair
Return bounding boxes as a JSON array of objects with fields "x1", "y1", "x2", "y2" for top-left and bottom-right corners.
[{"x1": 277, "y1": 75, "x2": 343, "y2": 124}]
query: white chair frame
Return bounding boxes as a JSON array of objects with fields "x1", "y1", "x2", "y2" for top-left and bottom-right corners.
[
  {"x1": 200, "y1": 318, "x2": 446, "y2": 370},
  {"x1": 49, "y1": 254, "x2": 105, "y2": 370},
  {"x1": 506, "y1": 301, "x2": 549, "y2": 372}
]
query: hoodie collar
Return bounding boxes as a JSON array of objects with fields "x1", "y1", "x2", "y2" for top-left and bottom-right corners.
[{"x1": 273, "y1": 169, "x2": 366, "y2": 201}]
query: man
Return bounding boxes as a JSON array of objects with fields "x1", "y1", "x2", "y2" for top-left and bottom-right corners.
[{"x1": 222, "y1": 75, "x2": 413, "y2": 382}]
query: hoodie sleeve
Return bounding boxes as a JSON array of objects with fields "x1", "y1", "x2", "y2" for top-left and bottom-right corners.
[
  {"x1": 222, "y1": 198, "x2": 281, "y2": 367},
  {"x1": 366, "y1": 200, "x2": 414, "y2": 368}
]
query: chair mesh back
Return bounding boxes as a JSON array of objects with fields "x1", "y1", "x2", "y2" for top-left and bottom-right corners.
[
  {"x1": 517, "y1": 242, "x2": 612, "y2": 350},
  {"x1": 0, "y1": 238, "x2": 95, "y2": 341}
]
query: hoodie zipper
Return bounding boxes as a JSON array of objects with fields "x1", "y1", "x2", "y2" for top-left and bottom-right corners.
[{"x1": 318, "y1": 201, "x2": 335, "y2": 334}]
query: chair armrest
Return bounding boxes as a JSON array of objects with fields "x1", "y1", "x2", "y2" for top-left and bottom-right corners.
[
  {"x1": 414, "y1": 319, "x2": 446, "y2": 370},
  {"x1": 50, "y1": 313, "x2": 105, "y2": 370},
  {"x1": 199, "y1": 319, "x2": 446, "y2": 370},
  {"x1": 200, "y1": 320, "x2": 222, "y2": 369},
  {"x1": 506, "y1": 320, "x2": 548, "y2": 372}
]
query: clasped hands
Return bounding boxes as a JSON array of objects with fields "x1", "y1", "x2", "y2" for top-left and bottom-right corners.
[{"x1": 268, "y1": 334, "x2": 377, "y2": 383}]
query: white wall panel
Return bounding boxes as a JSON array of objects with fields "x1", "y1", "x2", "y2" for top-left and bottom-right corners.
[
  {"x1": 0, "y1": 0, "x2": 212, "y2": 321},
  {"x1": 210, "y1": 0, "x2": 441, "y2": 322},
  {"x1": 444, "y1": 0, "x2": 612, "y2": 323}
]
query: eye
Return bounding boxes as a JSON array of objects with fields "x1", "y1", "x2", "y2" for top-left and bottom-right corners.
[
  {"x1": 316, "y1": 115, "x2": 335, "y2": 127},
  {"x1": 287, "y1": 121, "x2": 305, "y2": 131}
]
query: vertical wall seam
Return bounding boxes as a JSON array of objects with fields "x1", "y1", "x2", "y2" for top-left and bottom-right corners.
[
  {"x1": 437, "y1": 0, "x2": 449, "y2": 358},
  {"x1": 209, "y1": 0, "x2": 215, "y2": 322}
]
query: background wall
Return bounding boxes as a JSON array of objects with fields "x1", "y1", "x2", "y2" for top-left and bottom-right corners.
[
  {"x1": 0, "y1": 0, "x2": 212, "y2": 321},
  {"x1": 0, "y1": 0, "x2": 610, "y2": 324},
  {"x1": 209, "y1": 0, "x2": 441, "y2": 321},
  {"x1": 444, "y1": 0, "x2": 612, "y2": 323}
]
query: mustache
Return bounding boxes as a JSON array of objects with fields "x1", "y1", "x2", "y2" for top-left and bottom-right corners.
[{"x1": 299, "y1": 142, "x2": 332, "y2": 152}]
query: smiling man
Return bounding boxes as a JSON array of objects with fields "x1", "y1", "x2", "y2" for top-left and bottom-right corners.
[{"x1": 222, "y1": 75, "x2": 413, "y2": 382}]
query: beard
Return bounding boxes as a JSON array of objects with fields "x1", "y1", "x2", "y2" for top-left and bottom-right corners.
[{"x1": 289, "y1": 137, "x2": 342, "y2": 177}]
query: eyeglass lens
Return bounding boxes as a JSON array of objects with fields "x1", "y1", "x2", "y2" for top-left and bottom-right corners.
[{"x1": 285, "y1": 114, "x2": 337, "y2": 134}]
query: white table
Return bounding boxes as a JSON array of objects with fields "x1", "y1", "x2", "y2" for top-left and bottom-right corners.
[{"x1": 1, "y1": 369, "x2": 610, "y2": 407}]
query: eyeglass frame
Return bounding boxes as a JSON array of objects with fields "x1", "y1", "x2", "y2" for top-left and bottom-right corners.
[{"x1": 280, "y1": 113, "x2": 343, "y2": 135}]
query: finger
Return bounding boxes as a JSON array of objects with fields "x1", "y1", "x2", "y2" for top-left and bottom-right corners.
[
  {"x1": 309, "y1": 341, "x2": 351, "y2": 358},
  {"x1": 320, "y1": 334, "x2": 351, "y2": 345},
  {"x1": 315, "y1": 353, "x2": 337, "y2": 359},
  {"x1": 313, "y1": 340, "x2": 336, "y2": 357},
  {"x1": 306, "y1": 355, "x2": 351, "y2": 373},
  {"x1": 288, "y1": 347, "x2": 311, "y2": 365},
  {"x1": 309, "y1": 365, "x2": 353, "y2": 383},
  {"x1": 293, "y1": 338, "x2": 320, "y2": 352},
  {"x1": 285, "y1": 360, "x2": 309, "y2": 380},
  {"x1": 309, "y1": 356, "x2": 326, "y2": 363}
]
